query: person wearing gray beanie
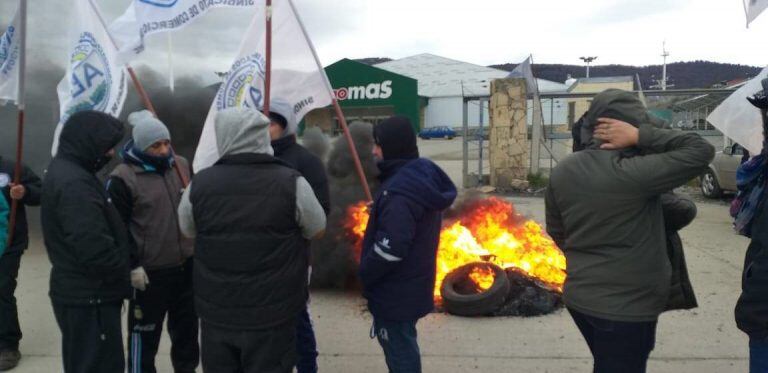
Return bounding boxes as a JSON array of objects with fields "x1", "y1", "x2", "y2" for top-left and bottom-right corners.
[
  {"x1": 107, "y1": 110, "x2": 198, "y2": 373},
  {"x1": 129, "y1": 110, "x2": 172, "y2": 152}
]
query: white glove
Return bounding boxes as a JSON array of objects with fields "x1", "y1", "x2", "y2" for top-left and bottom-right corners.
[{"x1": 130, "y1": 267, "x2": 150, "y2": 291}]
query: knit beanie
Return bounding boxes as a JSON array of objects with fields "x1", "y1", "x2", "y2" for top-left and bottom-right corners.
[
  {"x1": 128, "y1": 110, "x2": 171, "y2": 151},
  {"x1": 373, "y1": 115, "x2": 419, "y2": 160}
]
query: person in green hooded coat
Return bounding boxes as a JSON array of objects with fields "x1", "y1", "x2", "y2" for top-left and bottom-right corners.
[{"x1": 546, "y1": 89, "x2": 715, "y2": 373}]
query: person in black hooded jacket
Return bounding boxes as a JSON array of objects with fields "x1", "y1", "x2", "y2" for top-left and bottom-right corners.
[
  {"x1": 359, "y1": 116, "x2": 457, "y2": 373},
  {"x1": 41, "y1": 110, "x2": 131, "y2": 373}
]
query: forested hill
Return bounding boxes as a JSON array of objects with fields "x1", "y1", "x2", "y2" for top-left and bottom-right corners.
[{"x1": 489, "y1": 61, "x2": 761, "y2": 89}]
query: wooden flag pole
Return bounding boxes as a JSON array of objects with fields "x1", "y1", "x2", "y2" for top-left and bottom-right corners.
[
  {"x1": 332, "y1": 99, "x2": 373, "y2": 202},
  {"x1": 7, "y1": 0, "x2": 27, "y2": 247},
  {"x1": 286, "y1": 0, "x2": 372, "y2": 201}
]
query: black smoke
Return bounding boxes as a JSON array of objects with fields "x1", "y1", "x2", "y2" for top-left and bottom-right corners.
[{"x1": 309, "y1": 121, "x2": 380, "y2": 289}]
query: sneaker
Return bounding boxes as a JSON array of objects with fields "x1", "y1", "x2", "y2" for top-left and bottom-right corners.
[{"x1": 0, "y1": 350, "x2": 20, "y2": 371}]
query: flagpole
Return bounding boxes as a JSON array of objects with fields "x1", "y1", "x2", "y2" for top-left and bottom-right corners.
[
  {"x1": 87, "y1": 0, "x2": 188, "y2": 187},
  {"x1": 167, "y1": 33, "x2": 175, "y2": 94},
  {"x1": 263, "y1": 0, "x2": 273, "y2": 115},
  {"x1": 287, "y1": 0, "x2": 372, "y2": 201},
  {"x1": 7, "y1": 0, "x2": 27, "y2": 247}
]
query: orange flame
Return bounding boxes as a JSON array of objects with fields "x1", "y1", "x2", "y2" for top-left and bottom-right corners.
[
  {"x1": 344, "y1": 197, "x2": 566, "y2": 302},
  {"x1": 343, "y1": 202, "x2": 370, "y2": 262},
  {"x1": 468, "y1": 266, "x2": 495, "y2": 291}
]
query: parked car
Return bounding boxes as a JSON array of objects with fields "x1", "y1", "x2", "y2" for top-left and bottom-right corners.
[
  {"x1": 419, "y1": 126, "x2": 456, "y2": 140},
  {"x1": 701, "y1": 143, "x2": 746, "y2": 198}
]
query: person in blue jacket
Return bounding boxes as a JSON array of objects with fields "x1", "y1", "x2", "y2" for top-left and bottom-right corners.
[{"x1": 359, "y1": 116, "x2": 457, "y2": 373}]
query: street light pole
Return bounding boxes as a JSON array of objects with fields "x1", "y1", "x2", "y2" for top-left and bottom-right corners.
[
  {"x1": 579, "y1": 56, "x2": 598, "y2": 78},
  {"x1": 661, "y1": 42, "x2": 669, "y2": 91}
]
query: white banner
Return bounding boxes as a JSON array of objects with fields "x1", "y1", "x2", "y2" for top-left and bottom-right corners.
[
  {"x1": 192, "y1": 0, "x2": 335, "y2": 172},
  {"x1": 52, "y1": 0, "x2": 128, "y2": 155},
  {"x1": 746, "y1": 0, "x2": 768, "y2": 26},
  {"x1": 0, "y1": 6, "x2": 21, "y2": 104},
  {"x1": 707, "y1": 66, "x2": 768, "y2": 155},
  {"x1": 110, "y1": 0, "x2": 256, "y2": 62}
]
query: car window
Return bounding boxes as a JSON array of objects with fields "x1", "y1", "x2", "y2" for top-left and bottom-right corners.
[{"x1": 732, "y1": 144, "x2": 744, "y2": 156}]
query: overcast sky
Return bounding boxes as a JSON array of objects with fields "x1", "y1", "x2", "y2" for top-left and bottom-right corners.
[{"x1": 1, "y1": 0, "x2": 767, "y2": 82}]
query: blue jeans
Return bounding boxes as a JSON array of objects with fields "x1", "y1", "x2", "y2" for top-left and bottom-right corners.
[
  {"x1": 296, "y1": 305, "x2": 318, "y2": 373},
  {"x1": 750, "y1": 337, "x2": 768, "y2": 373},
  {"x1": 568, "y1": 308, "x2": 657, "y2": 373},
  {"x1": 372, "y1": 318, "x2": 421, "y2": 373}
]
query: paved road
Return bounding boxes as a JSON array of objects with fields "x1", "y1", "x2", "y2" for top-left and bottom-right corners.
[{"x1": 10, "y1": 195, "x2": 751, "y2": 372}]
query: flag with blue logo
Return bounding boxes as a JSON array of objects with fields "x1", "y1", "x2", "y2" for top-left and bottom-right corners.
[
  {"x1": 51, "y1": 0, "x2": 128, "y2": 155},
  {"x1": 0, "y1": 6, "x2": 21, "y2": 104},
  {"x1": 109, "y1": 0, "x2": 256, "y2": 62},
  {"x1": 192, "y1": 0, "x2": 335, "y2": 172}
]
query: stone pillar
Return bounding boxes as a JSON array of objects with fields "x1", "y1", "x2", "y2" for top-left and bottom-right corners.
[{"x1": 489, "y1": 78, "x2": 529, "y2": 189}]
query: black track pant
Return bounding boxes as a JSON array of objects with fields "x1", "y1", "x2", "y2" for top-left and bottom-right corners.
[
  {"x1": 52, "y1": 302, "x2": 124, "y2": 373},
  {"x1": 201, "y1": 319, "x2": 297, "y2": 373},
  {"x1": 128, "y1": 262, "x2": 199, "y2": 373},
  {"x1": 0, "y1": 251, "x2": 22, "y2": 352}
]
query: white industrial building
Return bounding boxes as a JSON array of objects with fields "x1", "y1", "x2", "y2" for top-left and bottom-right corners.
[{"x1": 375, "y1": 53, "x2": 569, "y2": 129}]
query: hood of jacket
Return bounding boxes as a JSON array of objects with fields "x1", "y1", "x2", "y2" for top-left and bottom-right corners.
[
  {"x1": 215, "y1": 107, "x2": 274, "y2": 158},
  {"x1": 582, "y1": 89, "x2": 650, "y2": 151},
  {"x1": 379, "y1": 158, "x2": 457, "y2": 211},
  {"x1": 57, "y1": 111, "x2": 125, "y2": 173}
]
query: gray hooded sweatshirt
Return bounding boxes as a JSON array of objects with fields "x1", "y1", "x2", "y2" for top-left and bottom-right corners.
[{"x1": 177, "y1": 107, "x2": 325, "y2": 240}]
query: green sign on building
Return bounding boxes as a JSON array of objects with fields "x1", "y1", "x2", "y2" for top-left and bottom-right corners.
[{"x1": 303, "y1": 59, "x2": 420, "y2": 133}]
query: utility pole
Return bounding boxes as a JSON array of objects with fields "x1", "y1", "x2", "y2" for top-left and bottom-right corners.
[
  {"x1": 661, "y1": 41, "x2": 669, "y2": 91},
  {"x1": 579, "y1": 56, "x2": 597, "y2": 78}
]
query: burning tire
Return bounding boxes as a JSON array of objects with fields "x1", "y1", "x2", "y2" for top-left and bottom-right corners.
[{"x1": 440, "y1": 262, "x2": 510, "y2": 316}]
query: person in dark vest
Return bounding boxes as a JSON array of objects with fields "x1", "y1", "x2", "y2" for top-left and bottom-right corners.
[
  {"x1": 265, "y1": 99, "x2": 329, "y2": 373},
  {"x1": 107, "y1": 111, "x2": 198, "y2": 373},
  {"x1": 359, "y1": 116, "x2": 457, "y2": 373},
  {"x1": 41, "y1": 111, "x2": 131, "y2": 373},
  {"x1": 177, "y1": 107, "x2": 326, "y2": 373},
  {"x1": 0, "y1": 155, "x2": 41, "y2": 371}
]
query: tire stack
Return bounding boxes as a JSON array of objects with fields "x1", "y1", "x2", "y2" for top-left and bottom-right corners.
[{"x1": 440, "y1": 262, "x2": 562, "y2": 317}]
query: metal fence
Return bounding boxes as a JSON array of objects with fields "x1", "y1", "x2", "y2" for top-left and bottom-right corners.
[{"x1": 461, "y1": 88, "x2": 737, "y2": 188}]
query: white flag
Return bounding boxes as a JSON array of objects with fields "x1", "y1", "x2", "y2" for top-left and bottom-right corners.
[
  {"x1": 192, "y1": 0, "x2": 335, "y2": 172},
  {"x1": 707, "y1": 67, "x2": 768, "y2": 155},
  {"x1": 52, "y1": 0, "x2": 128, "y2": 155},
  {"x1": 110, "y1": 0, "x2": 256, "y2": 62},
  {"x1": 746, "y1": 0, "x2": 768, "y2": 26},
  {"x1": 0, "y1": 6, "x2": 21, "y2": 104}
]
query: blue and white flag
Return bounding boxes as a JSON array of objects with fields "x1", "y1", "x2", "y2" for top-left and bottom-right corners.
[
  {"x1": 0, "y1": 6, "x2": 21, "y2": 104},
  {"x1": 52, "y1": 0, "x2": 128, "y2": 155},
  {"x1": 109, "y1": 0, "x2": 256, "y2": 62},
  {"x1": 192, "y1": 0, "x2": 335, "y2": 172}
]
